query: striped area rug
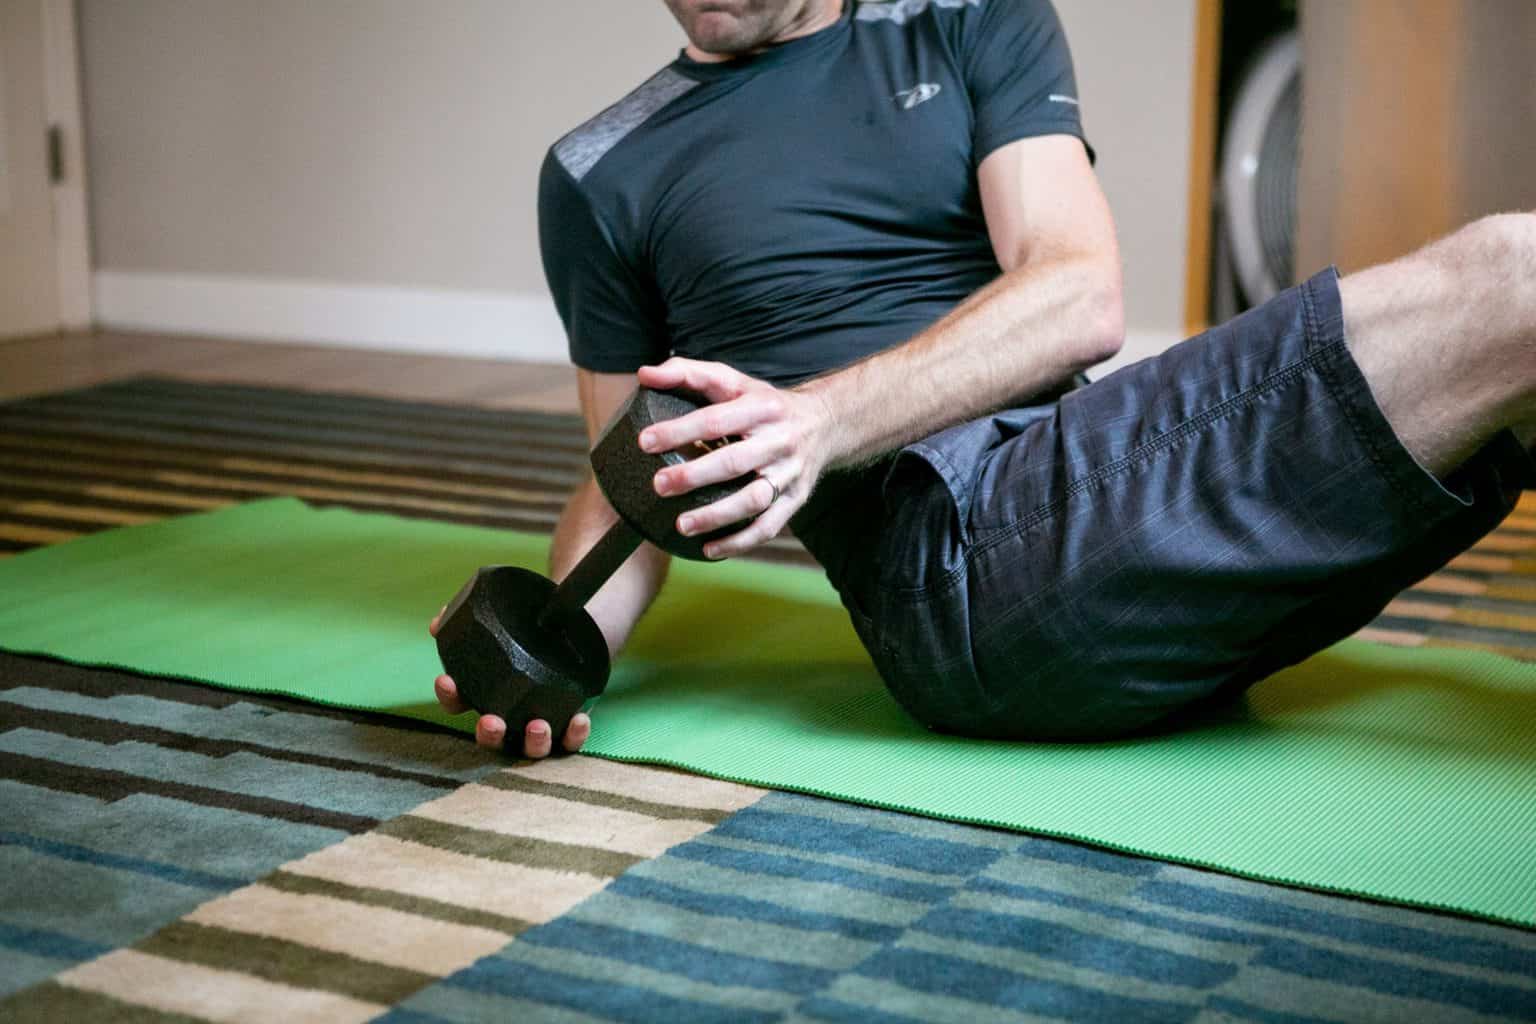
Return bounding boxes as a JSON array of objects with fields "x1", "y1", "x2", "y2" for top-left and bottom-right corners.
[
  {"x1": 0, "y1": 376, "x2": 810, "y2": 564},
  {"x1": 0, "y1": 653, "x2": 766, "y2": 1021},
  {"x1": 1, "y1": 376, "x2": 1534, "y2": 1022}
]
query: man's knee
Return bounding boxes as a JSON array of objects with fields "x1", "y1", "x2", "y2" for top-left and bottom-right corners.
[
  {"x1": 1451, "y1": 211, "x2": 1536, "y2": 281},
  {"x1": 1474, "y1": 210, "x2": 1536, "y2": 250},
  {"x1": 1341, "y1": 210, "x2": 1536, "y2": 474},
  {"x1": 1467, "y1": 213, "x2": 1536, "y2": 405}
]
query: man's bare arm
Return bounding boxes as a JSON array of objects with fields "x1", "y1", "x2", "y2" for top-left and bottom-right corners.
[
  {"x1": 433, "y1": 368, "x2": 670, "y2": 755},
  {"x1": 550, "y1": 370, "x2": 672, "y2": 659},
  {"x1": 805, "y1": 134, "x2": 1122, "y2": 467},
  {"x1": 636, "y1": 134, "x2": 1124, "y2": 556}
]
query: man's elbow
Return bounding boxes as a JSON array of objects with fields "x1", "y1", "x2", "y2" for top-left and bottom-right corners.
[{"x1": 1076, "y1": 263, "x2": 1125, "y2": 366}]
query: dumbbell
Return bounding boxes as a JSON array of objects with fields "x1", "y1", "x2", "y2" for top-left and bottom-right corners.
[{"x1": 434, "y1": 388, "x2": 754, "y2": 746}]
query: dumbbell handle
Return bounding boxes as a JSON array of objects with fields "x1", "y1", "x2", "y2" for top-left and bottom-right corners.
[{"x1": 537, "y1": 518, "x2": 644, "y2": 630}]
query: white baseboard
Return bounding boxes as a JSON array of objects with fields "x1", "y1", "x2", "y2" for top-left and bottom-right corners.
[{"x1": 92, "y1": 270, "x2": 570, "y2": 363}]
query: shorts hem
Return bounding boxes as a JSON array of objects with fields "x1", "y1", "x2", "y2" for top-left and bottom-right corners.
[{"x1": 1301, "y1": 267, "x2": 1530, "y2": 520}]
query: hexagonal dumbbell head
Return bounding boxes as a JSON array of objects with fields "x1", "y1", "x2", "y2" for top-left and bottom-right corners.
[
  {"x1": 434, "y1": 565, "x2": 609, "y2": 743},
  {"x1": 590, "y1": 388, "x2": 757, "y2": 561}
]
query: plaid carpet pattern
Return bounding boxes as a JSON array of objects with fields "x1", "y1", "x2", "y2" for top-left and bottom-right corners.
[{"x1": 1, "y1": 376, "x2": 1533, "y2": 1022}]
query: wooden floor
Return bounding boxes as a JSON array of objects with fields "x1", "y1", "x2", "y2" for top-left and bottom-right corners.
[{"x1": 0, "y1": 330, "x2": 582, "y2": 413}]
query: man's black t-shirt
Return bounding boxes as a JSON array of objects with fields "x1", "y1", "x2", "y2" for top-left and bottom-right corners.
[{"x1": 538, "y1": 0, "x2": 1090, "y2": 387}]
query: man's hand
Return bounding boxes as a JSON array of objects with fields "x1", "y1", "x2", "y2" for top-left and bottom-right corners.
[
  {"x1": 428, "y1": 605, "x2": 592, "y2": 757},
  {"x1": 636, "y1": 358, "x2": 837, "y2": 559}
]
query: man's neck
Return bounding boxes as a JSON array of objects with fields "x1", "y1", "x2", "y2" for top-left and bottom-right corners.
[{"x1": 684, "y1": 0, "x2": 845, "y2": 64}]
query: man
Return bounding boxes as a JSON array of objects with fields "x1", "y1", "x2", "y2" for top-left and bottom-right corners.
[{"x1": 434, "y1": 0, "x2": 1535, "y2": 757}]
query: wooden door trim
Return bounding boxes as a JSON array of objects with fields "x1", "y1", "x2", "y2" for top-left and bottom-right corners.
[
  {"x1": 1182, "y1": 0, "x2": 1222, "y2": 336},
  {"x1": 42, "y1": 0, "x2": 91, "y2": 329}
]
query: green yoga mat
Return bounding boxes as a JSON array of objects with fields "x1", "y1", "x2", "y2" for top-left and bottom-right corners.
[{"x1": 2, "y1": 497, "x2": 1534, "y2": 928}]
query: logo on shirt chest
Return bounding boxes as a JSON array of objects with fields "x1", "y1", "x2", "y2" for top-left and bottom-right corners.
[{"x1": 893, "y1": 82, "x2": 942, "y2": 110}]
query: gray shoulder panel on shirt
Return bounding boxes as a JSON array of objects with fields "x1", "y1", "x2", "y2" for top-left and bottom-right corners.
[
  {"x1": 855, "y1": 0, "x2": 981, "y2": 26},
  {"x1": 553, "y1": 67, "x2": 700, "y2": 183}
]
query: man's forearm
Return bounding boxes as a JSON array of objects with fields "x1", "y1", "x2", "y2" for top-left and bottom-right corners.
[
  {"x1": 549, "y1": 475, "x2": 670, "y2": 658},
  {"x1": 796, "y1": 254, "x2": 1124, "y2": 471}
]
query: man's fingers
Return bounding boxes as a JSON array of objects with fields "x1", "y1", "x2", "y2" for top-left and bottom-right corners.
[
  {"x1": 637, "y1": 358, "x2": 746, "y2": 404},
  {"x1": 428, "y1": 604, "x2": 446, "y2": 636},
  {"x1": 524, "y1": 720, "x2": 553, "y2": 759},
  {"x1": 675, "y1": 475, "x2": 777, "y2": 536},
  {"x1": 440, "y1": 672, "x2": 580, "y2": 758},
  {"x1": 703, "y1": 498, "x2": 797, "y2": 560},
  {"x1": 434, "y1": 674, "x2": 468, "y2": 715},
  {"x1": 563, "y1": 713, "x2": 591, "y2": 753},
  {"x1": 654, "y1": 436, "x2": 777, "y2": 497},
  {"x1": 475, "y1": 714, "x2": 507, "y2": 751},
  {"x1": 639, "y1": 396, "x2": 762, "y2": 453}
]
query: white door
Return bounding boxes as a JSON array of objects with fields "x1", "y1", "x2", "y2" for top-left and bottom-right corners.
[{"x1": 0, "y1": 0, "x2": 61, "y2": 339}]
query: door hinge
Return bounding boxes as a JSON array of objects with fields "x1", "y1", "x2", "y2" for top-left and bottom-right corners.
[{"x1": 47, "y1": 124, "x2": 65, "y2": 184}]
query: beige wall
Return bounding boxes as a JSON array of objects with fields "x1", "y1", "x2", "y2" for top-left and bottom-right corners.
[
  {"x1": 81, "y1": 0, "x2": 1197, "y2": 351},
  {"x1": 1297, "y1": 0, "x2": 1536, "y2": 275},
  {"x1": 1057, "y1": 0, "x2": 1196, "y2": 344},
  {"x1": 81, "y1": 0, "x2": 685, "y2": 293}
]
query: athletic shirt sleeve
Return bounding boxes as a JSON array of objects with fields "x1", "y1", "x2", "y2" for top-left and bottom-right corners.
[
  {"x1": 537, "y1": 151, "x2": 669, "y2": 373},
  {"x1": 961, "y1": 0, "x2": 1093, "y2": 165}
]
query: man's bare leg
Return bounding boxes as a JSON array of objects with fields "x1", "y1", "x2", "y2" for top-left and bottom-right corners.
[{"x1": 1339, "y1": 212, "x2": 1536, "y2": 479}]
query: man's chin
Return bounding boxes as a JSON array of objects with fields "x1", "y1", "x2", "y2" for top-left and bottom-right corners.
[{"x1": 686, "y1": 11, "x2": 766, "y2": 55}]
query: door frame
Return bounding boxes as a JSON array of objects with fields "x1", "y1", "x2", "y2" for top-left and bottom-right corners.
[
  {"x1": 1181, "y1": 0, "x2": 1221, "y2": 337},
  {"x1": 41, "y1": 0, "x2": 90, "y2": 330}
]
